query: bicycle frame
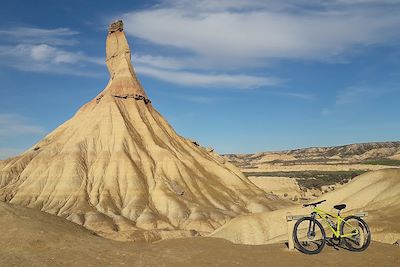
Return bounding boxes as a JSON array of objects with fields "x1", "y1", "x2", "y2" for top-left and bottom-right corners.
[{"x1": 312, "y1": 207, "x2": 359, "y2": 238}]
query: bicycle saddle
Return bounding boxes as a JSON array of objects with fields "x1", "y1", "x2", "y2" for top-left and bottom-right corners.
[{"x1": 333, "y1": 204, "x2": 346, "y2": 210}]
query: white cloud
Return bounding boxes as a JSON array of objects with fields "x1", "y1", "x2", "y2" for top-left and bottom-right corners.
[
  {"x1": 0, "y1": 27, "x2": 79, "y2": 46},
  {"x1": 321, "y1": 108, "x2": 333, "y2": 116},
  {"x1": 280, "y1": 92, "x2": 316, "y2": 101},
  {"x1": 336, "y1": 86, "x2": 373, "y2": 105},
  {"x1": 164, "y1": 0, "x2": 400, "y2": 12},
  {"x1": 162, "y1": 0, "x2": 278, "y2": 11},
  {"x1": 334, "y1": 0, "x2": 400, "y2": 4},
  {"x1": 322, "y1": 85, "x2": 381, "y2": 115},
  {"x1": 18, "y1": 44, "x2": 80, "y2": 64},
  {"x1": 119, "y1": 0, "x2": 400, "y2": 89},
  {"x1": 133, "y1": 54, "x2": 184, "y2": 70},
  {"x1": 182, "y1": 95, "x2": 215, "y2": 103},
  {"x1": 161, "y1": 92, "x2": 215, "y2": 103},
  {"x1": 0, "y1": 114, "x2": 45, "y2": 136},
  {"x1": 133, "y1": 52, "x2": 278, "y2": 88},
  {"x1": 122, "y1": 0, "x2": 400, "y2": 65},
  {"x1": 0, "y1": 25, "x2": 103, "y2": 76},
  {"x1": 0, "y1": 44, "x2": 102, "y2": 76},
  {"x1": 136, "y1": 65, "x2": 278, "y2": 88}
]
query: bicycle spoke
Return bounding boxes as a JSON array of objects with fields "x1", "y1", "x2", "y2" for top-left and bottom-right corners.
[
  {"x1": 294, "y1": 218, "x2": 326, "y2": 254},
  {"x1": 340, "y1": 217, "x2": 370, "y2": 251}
]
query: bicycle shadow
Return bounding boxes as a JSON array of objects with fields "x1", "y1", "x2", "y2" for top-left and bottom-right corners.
[
  {"x1": 325, "y1": 238, "x2": 352, "y2": 251},
  {"x1": 284, "y1": 239, "x2": 353, "y2": 252}
]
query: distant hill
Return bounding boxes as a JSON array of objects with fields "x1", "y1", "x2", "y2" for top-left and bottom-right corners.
[
  {"x1": 224, "y1": 142, "x2": 400, "y2": 200},
  {"x1": 224, "y1": 141, "x2": 400, "y2": 168}
]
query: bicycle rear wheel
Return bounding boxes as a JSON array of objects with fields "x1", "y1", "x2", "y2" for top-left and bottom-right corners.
[
  {"x1": 293, "y1": 217, "x2": 326, "y2": 254},
  {"x1": 340, "y1": 216, "x2": 371, "y2": 252}
]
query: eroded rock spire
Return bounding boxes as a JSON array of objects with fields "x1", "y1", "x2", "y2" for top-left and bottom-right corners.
[
  {"x1": 0, "y1": 21, "x2": 280, "y2": 242},
  {"x1": 105, "y1": 20, "x2": 147, "y2": 97}
]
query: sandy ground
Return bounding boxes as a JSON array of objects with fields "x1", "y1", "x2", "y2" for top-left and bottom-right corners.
[
  {"x1": 2, "y1": 235, "x2": 399, "y2": 267},
  {"x1": 0, "y1": 202, "x2": 398, "y2": 267}
]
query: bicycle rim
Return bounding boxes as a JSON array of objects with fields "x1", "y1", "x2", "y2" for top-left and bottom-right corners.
[
  {"x1": 293, "y1": 217, "x2": 326, "y2": 254},
  {"x1": 341, "y1": 216, "x2": 371, "y2": 251}
]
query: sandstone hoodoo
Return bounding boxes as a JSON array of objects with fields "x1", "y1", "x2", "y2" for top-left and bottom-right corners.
[{"x1": 0, "y1": 21, "x2": 281, "y2": 240}]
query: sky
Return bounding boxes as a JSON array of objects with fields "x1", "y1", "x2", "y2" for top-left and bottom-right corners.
[{"x1": 0, "y1": 0, "x2": 399, "y2": 159}]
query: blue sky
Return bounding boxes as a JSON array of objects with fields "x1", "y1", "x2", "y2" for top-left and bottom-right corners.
[{"x1": 0, "y1": 0, "x2": 399, "y2": 159}]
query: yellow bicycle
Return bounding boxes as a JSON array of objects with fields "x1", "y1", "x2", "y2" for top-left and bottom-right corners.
[{"x1": 293, "y1": 199, "x2": 371, "y2": 254}]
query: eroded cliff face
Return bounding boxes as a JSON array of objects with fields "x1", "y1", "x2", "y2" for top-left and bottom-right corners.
[{"x1": 0, "y1": 21, "x2": 283, "y2": 240}]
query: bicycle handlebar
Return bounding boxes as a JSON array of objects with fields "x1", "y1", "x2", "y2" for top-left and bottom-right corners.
[{"x1": 303, "y1": 199, "x2": 326, "y2": 207}]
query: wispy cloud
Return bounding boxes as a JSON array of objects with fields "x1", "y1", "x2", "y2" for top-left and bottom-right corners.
[
  {"x1": 0, "y1": 27, "x2": 79, "y2": 46},
  {"x1": 279, "y1": 92, "x2": 316, "y2": 101},
  {"x1": 133, "y1": 53, "x2": 278, "y2": 88},
  {"x1": 0, "y1": 114, "x2": 45, "y2": 136},
  {"x1": 175, "y1": 93, "x2": 216, "y2": 103},
  {"x1": 333, "y1": 0, "x2": 400, "y2": 4},
  {"x1": 322, "y1": 85, "x2": 380, "y2": 115},
  {"x1": 122, "y1": 0, "x2": 400, "y2": 65},
  {"x1": 136, "y1": 65, "x2": 278, "y2": 89},
  {"x1": 0, "y1": 113, "x2": 44, "y2": 159},
  {"x1": 0, "y1": 44, "x2": 102, "y2": 76},
  {"x1": 118, "y1": 0, "x2": 400, "y2": 90},
  {"x1": 182, "y1": 95, "x2": 215, "y2": 103},
  {"x1": 164, "y1": 0, "x2": 400, "y2": 10},
  {"x1": 321, "y1": 108, "x2": 333, "y2": 116},
  {"x1": 0, "y1": 26, "x2": 103, "y2": 76},
  {"x1": 133, "y1": 53, "x2": 184, "y2": 70},
  {"x1": 153, "y1": 90, "x2": 217, "y2": 103},
  {"x1": 336, "y1": 86, "x2": 372, "y2": 105}
]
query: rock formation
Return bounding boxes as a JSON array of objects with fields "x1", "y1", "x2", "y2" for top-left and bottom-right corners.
[{"x1": 0, "y1": 21, "x2": 284, "y2": 240}]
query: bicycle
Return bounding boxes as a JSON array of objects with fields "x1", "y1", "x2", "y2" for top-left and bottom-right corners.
[{"x1": 292, "y1": 199, "x2": 371, "y2": 254}]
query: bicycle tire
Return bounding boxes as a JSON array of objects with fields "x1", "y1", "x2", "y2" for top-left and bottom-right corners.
[
  {"x1": 293, "y1": 217, "x2": 326, "y2": 254},
  {"x1": 340, "y1": 215, "x2": 371, "y2": 252}
]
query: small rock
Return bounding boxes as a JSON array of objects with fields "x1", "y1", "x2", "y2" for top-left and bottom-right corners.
[{"x1": 190, "y1": 229, "x2": 200, "y2": 237}]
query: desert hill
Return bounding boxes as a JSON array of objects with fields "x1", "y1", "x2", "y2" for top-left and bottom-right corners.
[
  {"x1": 211, "y1": 168, "x2": 400, "y2": 245},
  {"x1": 0, "y1": 20, "x2": 286, "y2": 241},
  {"x1": 224, "y1": 142, "x2": 400, "y2": 201},
  {"x1": 225, "y1": 141, "x2": 400, "y2": 167},
  {"x1": 0, "y1": 201, "x2": 398, "y2": 267}
]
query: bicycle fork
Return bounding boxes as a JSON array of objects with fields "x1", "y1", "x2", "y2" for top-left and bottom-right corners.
[{"x1": 307, "y1": 213, "x2": 317, "y2": 239}]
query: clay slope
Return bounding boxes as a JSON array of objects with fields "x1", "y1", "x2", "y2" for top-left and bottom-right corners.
[
  {"x1": 211, "y1": 168, "x2": 400, "y2": 245},
  {"x1": 0, "y1": 21, "x2": 282, "y2": 239}
]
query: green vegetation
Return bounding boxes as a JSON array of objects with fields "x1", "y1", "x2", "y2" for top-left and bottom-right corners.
[
  {"x1": 361, "y1": 159, "x2": 400, "y2": 166},
  {"x1": 243, "y1": 170, "x2": 367, "y2": 179},
  {"x1": 243, "y1": 170, "x2": 368, "y2": 190}
]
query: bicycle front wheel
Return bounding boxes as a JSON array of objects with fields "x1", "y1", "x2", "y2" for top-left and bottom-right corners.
[
  {"x1": 340, "y1": 215, "x2": 371, "y2": 252},
  {"x1": 293, "y1": 217, "x2": 326, "y2": 254}
]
